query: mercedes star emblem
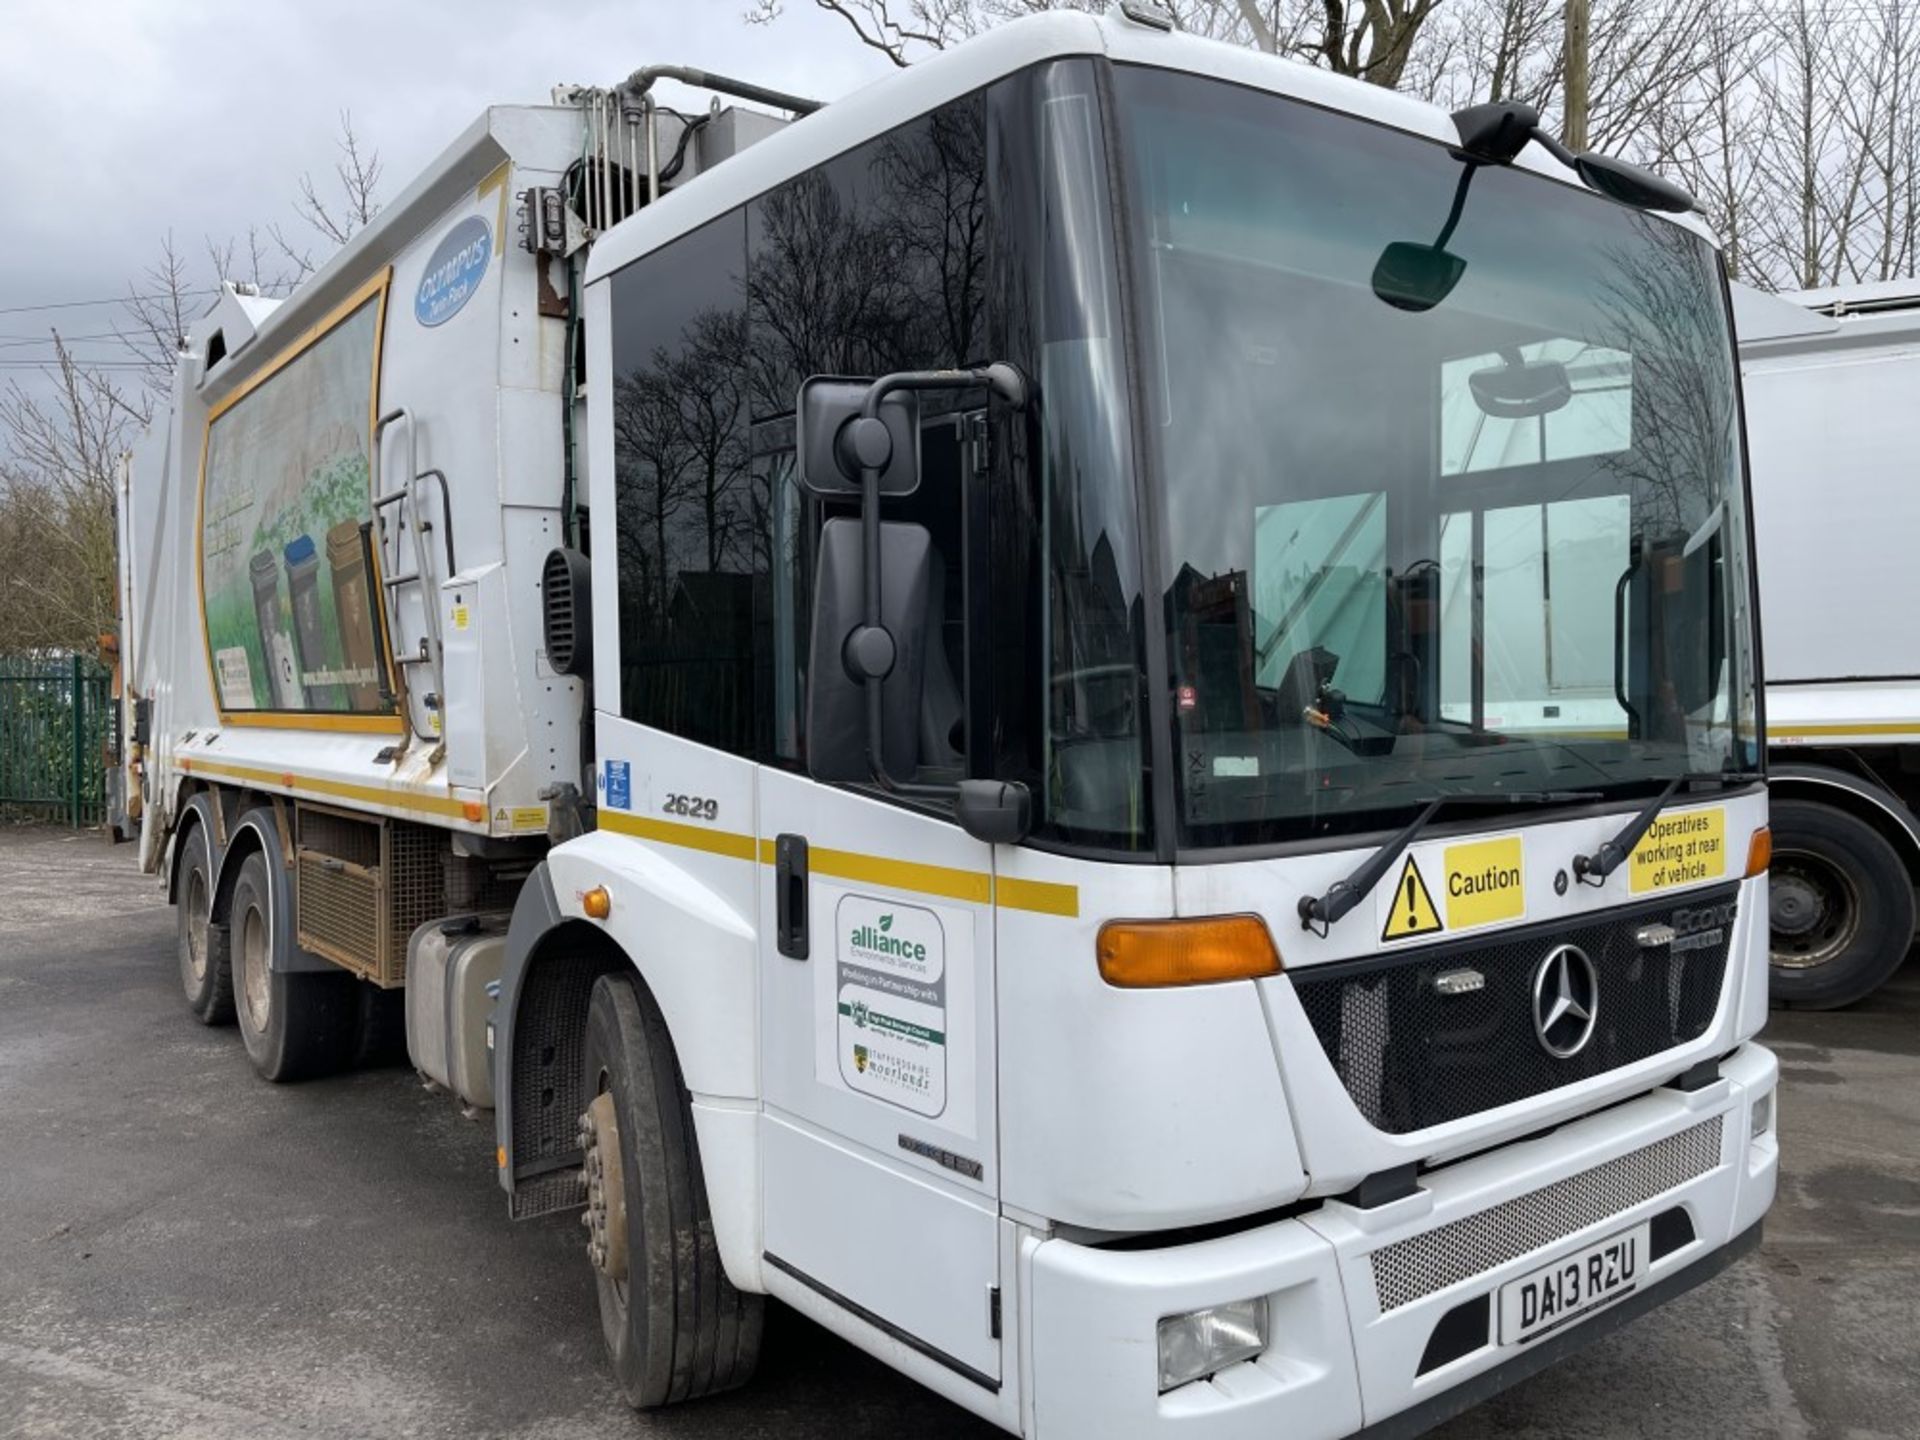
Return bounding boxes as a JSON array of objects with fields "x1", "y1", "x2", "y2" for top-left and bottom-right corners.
[{"x1": 1532, "y1": 944, "x2": 1599, "y2": 1059}]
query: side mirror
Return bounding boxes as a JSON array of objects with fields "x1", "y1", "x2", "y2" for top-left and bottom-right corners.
[
  {"x1": 954, "y1": 780, "x2": 1032, "y2": 845},
  {"x1": 1468, "y1": 355, "x2": 1572, "y2": 419},
  {"x1": 1573, "y1": 154, "x2": 1694, "y2": 214},
  {"x1": 798, "y1": 363, "x2": 1034, "y2": 846},
  {"x1": 806, "y1": 517, "x2": 932, "y2": 784},
  {"x1": 797, "y1": 377, "x2": 921, "y2": 498}
]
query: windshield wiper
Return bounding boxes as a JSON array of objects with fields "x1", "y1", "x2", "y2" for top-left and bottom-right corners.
[
  {"x1": 1571, "y1": 769, "x2": 1749, "y2": 887},
  {"x1": 1298, "y1": 787, "x2": 1602, "y2": 934}
]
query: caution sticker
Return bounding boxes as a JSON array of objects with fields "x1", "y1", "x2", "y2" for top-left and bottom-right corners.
[
  {"x1": 1443, "y1": 835, "x2": 1526, "y2": 930},
  {"x1": 1630, "y1": 806, "x2": 1727, "y2": 894},
  {"x1": 1381, "y1": 855, "x2": 1444, "y2": 942},
  {"x1": 494, "y1": 805, "x2": 549, "y2": 833}
]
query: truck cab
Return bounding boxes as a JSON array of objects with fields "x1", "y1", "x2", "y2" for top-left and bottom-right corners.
[{"x1": 495, "y1": 11, "x2": 1777, "y2": 1436}]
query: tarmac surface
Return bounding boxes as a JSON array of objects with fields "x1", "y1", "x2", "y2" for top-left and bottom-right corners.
[{"x1": 0, "y1": 822, "x2": 1915, "y2": 1439}]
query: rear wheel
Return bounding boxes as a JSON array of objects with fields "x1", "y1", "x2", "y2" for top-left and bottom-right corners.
[
  {"x1": 175, "y1": 821, "x2": 234, "y2": 1025},
  {"x1": 580, "y1": 973, "x2": 762, "y2": 1408},
  {"x1": 230, "y1": 852, "x2": 356, "y2": 1082},
  {"x1": 1769, "y1": 798, "x2": 1915, "y2": 1009}
]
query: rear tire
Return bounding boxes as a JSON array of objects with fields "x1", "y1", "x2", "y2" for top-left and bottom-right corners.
[
  {"x1": 581, "y1": 973, "x2": 763, "y2": 1408},
  {"x1": 175, "y1": 821, "x2": 234, "y2": 1025},
  {"x1": 230, "y1": 852, "x2": 356, "y2": 1082},
  {"x1": 1769, "y1": 798, "x2": 1915, "y2": 1009}
]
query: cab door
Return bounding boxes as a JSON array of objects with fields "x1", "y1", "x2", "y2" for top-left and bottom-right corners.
[{"x1": 757, "y1": 413, "x2": 1004, "y2": 1387}]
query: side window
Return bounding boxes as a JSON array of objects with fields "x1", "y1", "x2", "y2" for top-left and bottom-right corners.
[
  {"x1": 608, "y1": 210, "x2": 755, "y2": 755},
  {"x1": 748, "y1": 93, "x2": 988, "y2": 776}
]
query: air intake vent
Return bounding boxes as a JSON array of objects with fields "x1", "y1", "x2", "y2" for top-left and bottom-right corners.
[{"x1": 542, "y1": 547, "x2": 592, "y2": 677}]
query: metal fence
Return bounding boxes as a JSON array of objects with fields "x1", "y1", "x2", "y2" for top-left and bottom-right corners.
[{"x1": 0, "y1": 655, "x2": 113, "y2": 827}]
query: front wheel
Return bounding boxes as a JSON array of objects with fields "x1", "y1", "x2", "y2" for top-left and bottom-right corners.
[
  {"x1": 580, "y1": 973, "x2": 762, "y2": 1408},
  {"x1": 1769, "y1": 798, "x2": 1915, "y2": 1009}
]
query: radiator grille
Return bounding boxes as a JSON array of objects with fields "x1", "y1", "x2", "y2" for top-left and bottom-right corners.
[
  {"x1": 1370, "y1": 1115, "x2": 1724, "y2": 1313},
  {"x1": 1290, "y1": 887, "x2": 1736, "y2": 1133}
]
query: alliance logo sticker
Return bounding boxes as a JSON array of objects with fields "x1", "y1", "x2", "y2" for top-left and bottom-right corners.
[
  {"x1": 415, "y1": 215, "x2": 491, "y2": 327},
  {"x1": 833, "y1": 896, "x2": 947, "y2": 1118}
]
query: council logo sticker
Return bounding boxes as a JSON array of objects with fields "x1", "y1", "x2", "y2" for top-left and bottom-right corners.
[{"x1": 832, "y1": 896, "x2": 948, "y2": 1119}]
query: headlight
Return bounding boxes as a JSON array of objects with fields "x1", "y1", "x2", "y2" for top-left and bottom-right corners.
[{"x1": 1156, "y1": 1296, "x2": 1268, "y2": 1393}]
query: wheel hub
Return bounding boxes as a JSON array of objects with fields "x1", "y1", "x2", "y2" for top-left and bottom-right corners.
[
  {"x1": 186, "y1": 870, "x2": 210, "y2": 982},
  {"x1": 580, "y1": 1091, "x2": 628, "y2": 1279},
  {"x1": 240, "y1": 905, "x2": 271, "y2": 1029},
  {"x1": 1769, "y1": 852, "x2": 1860, "y2": 970},
  {"x1": 1769, "y1": 872, "x2": 1823, "y2": 937}
]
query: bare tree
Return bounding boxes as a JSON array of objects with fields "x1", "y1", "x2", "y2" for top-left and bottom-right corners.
[
  {"x1": 1652, "y1": 7, "x2": 1774, "y2": 280},
  {"x1": 0, "y1": 109, "x2": 389, "y2": 667},
  {"x1": 271, "y1": 112, "x2": 385, "y2": 281},
  {"x1": 745, "y1": 0, "x2": 1443, "y2": 83},
  {"x1": 0, "y1": 338, "x2": 141, "y2": 652}
]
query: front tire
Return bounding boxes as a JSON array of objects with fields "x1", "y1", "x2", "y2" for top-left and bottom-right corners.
[
  {"x1": 230, "y1": 852, "x2": 356, "y2": 1082},
  {"x1": 1769, "y1": 798, "x2": 1915, "y2": 1009},
  {"x1": 581, "y1": 973, "x2": 762, "y2": 1408},
  {"x1": 175, "y1": 821, "x2": 234, "y2": 1025}
]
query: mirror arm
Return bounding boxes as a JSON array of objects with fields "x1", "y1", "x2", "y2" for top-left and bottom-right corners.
[{"x1": 850, "y1": 366, "x2": 1029, "y2": 801}]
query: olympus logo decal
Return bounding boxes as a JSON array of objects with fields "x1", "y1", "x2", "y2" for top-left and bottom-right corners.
[
  {"x1": 415, "y1": 215, "x2": 491, "y2": 327},
  {"x1": 1532, "y1": 944, "x2": 1599, "y2": 1059}
]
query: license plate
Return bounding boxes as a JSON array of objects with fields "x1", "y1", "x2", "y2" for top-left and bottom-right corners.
[{"x1": 1498, "y1": 1222, "x2": 1650, "y2": 1344}]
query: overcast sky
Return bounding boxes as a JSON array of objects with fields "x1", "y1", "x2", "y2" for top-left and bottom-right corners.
[{"x1": 0, "y1": 0, "x2": 892, "y2": 388}]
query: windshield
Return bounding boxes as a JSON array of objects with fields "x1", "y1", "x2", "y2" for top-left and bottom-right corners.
[{"x1": 1112, "y1": 66, "x2": 1759, "y2": 850}]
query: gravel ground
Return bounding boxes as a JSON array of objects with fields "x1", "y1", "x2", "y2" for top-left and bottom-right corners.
[{"x1": 0, "y1": 823, "x2": 1914, "y2": 1439}]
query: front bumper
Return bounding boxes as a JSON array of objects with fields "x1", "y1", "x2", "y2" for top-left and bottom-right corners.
[{"x1": 1025, "y1": 1042, "x2": 1778, "y2": 1439}]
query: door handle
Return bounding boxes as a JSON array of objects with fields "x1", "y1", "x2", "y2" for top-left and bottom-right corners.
[{"x1": 775, "y1": 833, "x2": 809, "y2": 960}]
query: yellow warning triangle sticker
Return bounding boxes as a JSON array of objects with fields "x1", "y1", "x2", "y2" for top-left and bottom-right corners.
[{"x1": 1381, "y1": 855, "x2": 1444, "y2": 941}]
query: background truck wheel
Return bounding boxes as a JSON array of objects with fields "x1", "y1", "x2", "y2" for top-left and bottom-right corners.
[
  {"x1": 1769, "y1": 798, "x2": 1916, "y2": 1009},
  {"x1": 230, "y1": 852, "x2": 356, "y2": 1082},
  {"x1": 176, "y1": 822, "x2": 234, "y2": 1025},
  {"x1": 580, "y1": 972, "x2": 763, "y2": 1409}
]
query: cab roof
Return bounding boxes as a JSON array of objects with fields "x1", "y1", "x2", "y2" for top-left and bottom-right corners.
[{"x1": 586, "y1": 7, "x2": 1716, "y2": 287}]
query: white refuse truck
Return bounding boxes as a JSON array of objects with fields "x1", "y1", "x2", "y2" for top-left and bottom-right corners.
[
  {"x1": 115, "y1": 8, "x2": 1777, "y2": 1434},
  {"x1": 1736, "y1": 279, "x2": 1920, "y2": 1008}
]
